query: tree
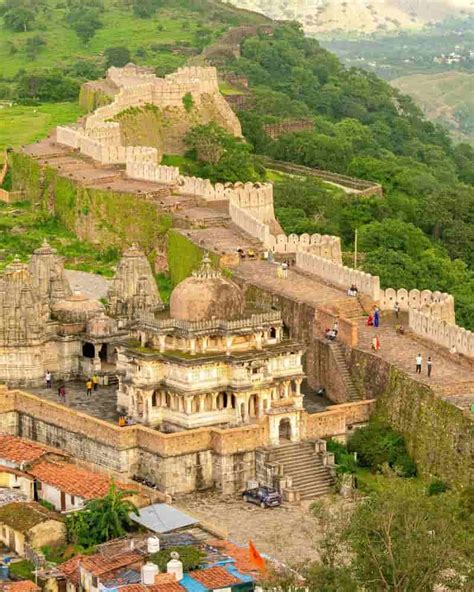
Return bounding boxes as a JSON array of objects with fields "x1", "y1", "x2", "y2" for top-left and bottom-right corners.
[
  {"x1": 25, "y1": 35, "x2": 46, "y2": 60},
  {"x1": 132, "y1": 0, "x2": 156, "y2": 18},
  {"x1": 105, "y1": 46, "x2": 131, "y2": 68},
  {"x1": 67, "y1": 7, "x2": 103, "y2": 44},
  {"x1": 66, "y1": 482, "x2": 138, "y2": 546},
  {"x1": 3, "y1": 6, "x2": 36, "y2": 31},
  {"x1": 348, "y1": 480, "x2": 472, "y2": 591}
]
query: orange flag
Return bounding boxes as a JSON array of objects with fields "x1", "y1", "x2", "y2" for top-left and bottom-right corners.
[{"x1": 248, "y1": 540, "x2": 266, "y2": 572}]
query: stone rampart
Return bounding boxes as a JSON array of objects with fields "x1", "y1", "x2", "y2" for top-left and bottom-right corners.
[
  {"x1": 409, "y1": 309, "x2": 474, "y2": 358},
  {"x1": 380, "y1": 288, "x2": 455, "y2": 323},
  {"x1": 266, "y1": 233, "x2": 342, "y2": 261},
  {"x1": 296, "y1": 251, "x2": 380, "y2": 300},
  {"x1": 229, "y1": 201, "x2": 271, "y2": 245}
]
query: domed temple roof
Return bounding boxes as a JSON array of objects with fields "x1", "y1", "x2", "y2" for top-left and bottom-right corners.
[
  {"x1": 51, "y1": 292, "x2": 104, "y2": 324},
  {"x1": 169, "y1": 254, "x2": 245, "y2": 322}
]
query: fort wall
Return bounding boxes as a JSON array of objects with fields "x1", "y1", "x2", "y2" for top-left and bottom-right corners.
[
  {"x1": 409, "y1": 309, "x2": 474, "y2": 358},
  {"x1": 0, "y1": 387, "x2": 373, "y2": 494},
  {"x1": 380, "y1": 288, "x2": 455, "y2": 323},
  {"x1": 296, "y1": 250, "x2": 380, "y2": 300}
]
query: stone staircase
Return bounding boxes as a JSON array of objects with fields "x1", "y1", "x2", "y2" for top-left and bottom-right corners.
[
  {"x1": 328, "y1": 341, "x2": 362, "y2": 401},
  {"x1": 268, "y1": 441, "x2": 334, "y2": 499},
  {"x1": 333, "y1": 297, "x2": 366, "y2": 320}
]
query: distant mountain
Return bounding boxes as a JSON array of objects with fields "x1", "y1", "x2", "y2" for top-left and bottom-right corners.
[{"x1": 223, "y1": 0, "x2": 474, "y2": 34}]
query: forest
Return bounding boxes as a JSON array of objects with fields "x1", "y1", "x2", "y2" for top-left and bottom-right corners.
[{"x1": 217, "y1": 24, "x2": 474, "y2": 329}]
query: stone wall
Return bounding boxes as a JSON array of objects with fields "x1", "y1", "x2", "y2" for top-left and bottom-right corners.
[
  {"x1": 316, "y1": 307, "x2": 358, "y2": 347},
  {"x1": 262, "y1": 119, "x2": 314, "y2": 139},
  {"x1": 380, "y1": 287, "x2": 455, "y2": 323},
  {"x1": 409, "y1": 309, "x2": 474, "y2": 358},
  {"x1": 346, "y1": 350, "x2": 473, "y2": 488},
  {"x1": 0, "y1": 387, "x2": 373, "y2": 494},
  {"x1": 296, "y1": 250, "x2": 380, "y2": 300}
]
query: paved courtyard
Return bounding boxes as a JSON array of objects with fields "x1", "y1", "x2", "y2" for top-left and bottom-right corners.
[
  {"x1": 175, "y1": 490, "x2": 327, "y2": 566},
  {"x1": 30, "y1": 381, "x2": 120, "y2": 423}
]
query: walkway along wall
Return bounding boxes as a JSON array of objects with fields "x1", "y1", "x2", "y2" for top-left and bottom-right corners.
[{"x1": 0, "y1": 387, "x2": 373, "y2": 495}]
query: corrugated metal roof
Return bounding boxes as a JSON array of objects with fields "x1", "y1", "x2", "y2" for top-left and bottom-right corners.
[{"x1": 129, "y1": 504, "x2": 198, "y2": 534}]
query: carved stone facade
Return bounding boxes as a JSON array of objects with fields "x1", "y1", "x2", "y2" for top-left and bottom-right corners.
[
  {"x1": 117, "y1": 256, "x2": 305, "y2": 442},
  {"x1": 0, "y1": 243, "x2": 162, "y2": 386},
  {"x1": 107, "y1": 245, "x2": 163, "y2": 323}
]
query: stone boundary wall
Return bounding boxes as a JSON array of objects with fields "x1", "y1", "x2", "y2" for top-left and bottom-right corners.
[
  {"x1": 229, "y1": 200, "x2": 271, "y2": 245},
  {"x1": 262, "y1": 119, "x2": 314, "y2": 139},
  {"x1": 380, "y1": 288, "x2": 455, "y2": 323},
  {"x1": 316, "y1": 307, "x2": 358, "y2": 347},
  {"x1": 409, "y1": 309, "x2": 474, "y2": 358},
  {"x1": 296, "y1": 250, "x2": 380, "y2": 300},
  {"x1": 0, "y1": 387, "x2": 374, "y2": 474},
  {"x1": 262, "y1": 157, "x2": 384, "y2": 197}
]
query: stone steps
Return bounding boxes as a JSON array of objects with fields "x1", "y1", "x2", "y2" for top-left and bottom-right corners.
[
  {"x1": 328, "y1": 342, "x2": 362, "y2": 401},
  {"x1": 334, "y1": 298, "x2": 365, "y2": 319},
  {"x1": 269, "y1": 441, "x2": 334, "y2": 500}
]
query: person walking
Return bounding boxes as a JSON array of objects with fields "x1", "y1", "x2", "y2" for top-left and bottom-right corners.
[
  {"x1": 277, "y1": 263, "x2": 283, "y2": 279},
  {"x1": 373, "y1": 306, "x2": 380, "y2": 328},
  {"x1": 394, "y1": 301, "x2": 400, "y2": 319},
  {"x1": 427, "y1": 356, "x2": 433, "y2": 378},
  {"x1": 415, "y1": 353, "x2": 422, "y2": 374},
  {"x1": 86, "y1": 378, "x2": 93, "y2": 397},
  {"x1": 92, "y1": 374, "x2": 99, "y2": 391},
  {"x1": 45, "y1": 370, "x2": 52, "y2": 389},
  {"x1": 58, "y1": 385, "x2": 66, "y2": 402},
  {"x1": 333, "y1": 320, "x2": 339, "y2": 336},
  {"x1": 282, "y1": 262, "x2": 288, "y2": 279}
]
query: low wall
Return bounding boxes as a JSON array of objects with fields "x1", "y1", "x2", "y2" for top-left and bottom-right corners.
[
  {"x1": 296, "y1": 251, "x2": 380, "y2": 300},
  {"x1": 304, "y1": 400, "x2": 375, "y2": 439},
  {"x1": 409, "y1": 309, "x2": 474, "y2": 358}
]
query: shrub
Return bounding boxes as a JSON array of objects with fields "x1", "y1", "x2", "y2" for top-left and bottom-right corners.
[
  {"x1": 427, "y1": 480, "x2": 449, "y2": 496},
  {"x1": 326, "y1": 439, "x2": 357, "y2": 474},
  {"x1": 348, "y1": 421, "x2": 416, "y2": 477},
  {"x1": 105, "y1": 46, "x2": 131, "y2": 68},
  {"x1": 182, "y1": 92, "x2": 194, "y2": 113},
  {"x1": 151, "y1": 546, "x2": 205, "y2": 572}
]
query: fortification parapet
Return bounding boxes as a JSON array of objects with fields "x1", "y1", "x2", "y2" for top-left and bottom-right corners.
[
  {"x1": 409, "y1": 309, "x2": 473, "y2": 358},
  {"x1": 380, "y1": 288, "x2": 455, "y2": 323},
  {"x1": 296, "y1": 251, "x2": 380, "y2": 300}
]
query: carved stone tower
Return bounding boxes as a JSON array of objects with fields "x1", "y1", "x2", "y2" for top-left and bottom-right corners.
[{"x1": 107, "y1": 245, "x2": 163, "y2": 322}]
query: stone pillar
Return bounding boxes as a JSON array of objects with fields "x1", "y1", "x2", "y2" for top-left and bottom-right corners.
[
  {"x1": 211, "y1": 392, "x2": 218, "y2": 411},
  {"x1": 290, "y1": 415, "x2": 299, "y2": 442},
  {"x1": 190, "y1": 338, "x2": 196, "y2": 355},
  {"x1": 158, "y1": 335, "x2": 166, "y2": 353},
  {"x1": 185, "y1": 396, "x2": 192, "y2": 414},
  {"x1": 226, "y1": 336, "x2": 233, "y2": 355},
  {"x1": 198, "y1": 394, "x2": 205, "y2": 413},
  {"x1": 255, "y1": 332, "x2": 263, "y2": 350},
  {"x1": 201, "y1": 336, "x2": 209, "y2": 353}
]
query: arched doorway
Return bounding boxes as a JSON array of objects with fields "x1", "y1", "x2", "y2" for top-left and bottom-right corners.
[{"x1": 279, "y1": 418, "x2": 292, "y2": 442}]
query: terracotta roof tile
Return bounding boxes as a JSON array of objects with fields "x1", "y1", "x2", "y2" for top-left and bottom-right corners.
[
  {"x1": 28, "y1": 460, "x2": 130, "y2": 500},
  {"x1": 81, "y1": 552, "x2": 143, "y2": 577},
  {"x1": 0, "y1": 435, "x2": 49, "y2": 464},
  {"x1": 0, "y1": 582, "x2": 40, "y2": 592},
  {"x1": 0, "y1": 464, "x2": 33, "y2": 479},
  {"x1": 190, "y1": 566, "x2": 241, "y2": 589},
  {"x1": 120, "y1": 581, "x2": 186, "y2": 592},
  {"x1": 58, "y1": 555, "x2": 85, "y2": 586}
]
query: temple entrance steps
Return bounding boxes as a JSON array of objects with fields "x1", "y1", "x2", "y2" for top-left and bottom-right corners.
[
  {"x1": 327, "y1": 341, "x2": 362, "y2": 402},
  {"x1": 267, "y1": 441, "x2": 335, "y2": 500}
]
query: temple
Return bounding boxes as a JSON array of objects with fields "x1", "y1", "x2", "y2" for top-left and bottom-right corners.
[{"x1": 117, "y1": 255, "x2": 305, "y2": 442}]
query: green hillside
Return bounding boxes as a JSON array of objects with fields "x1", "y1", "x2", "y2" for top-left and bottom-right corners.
[{"x1": 392, "y1": 72, "x2": 474, "y2": 145}]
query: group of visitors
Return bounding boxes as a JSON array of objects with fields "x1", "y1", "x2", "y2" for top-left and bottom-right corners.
[
  {"x1": 86, "y1": 375, "x2": 99, "y2": 396},
  {"x1": 324, "y1": 320, "x2": 339, "y2": 341},
  {"x1": 347, "y1": 284, "x2": 359, "y2": 297},
  {"x1": 118, "y1": 415, "x2": 135, "y2": 427},
  {"x1": 415, "y1": 353, "x2": 433, "y2": 377},
  {"x1": 237, "y1": 247, "x2": 256, "y2": 260},
  {"x1": 366, "y1": 305, "x2": 381, "y2": 328}
]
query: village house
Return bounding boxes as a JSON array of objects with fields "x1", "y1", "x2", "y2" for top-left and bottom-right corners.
[
  {"x1": 0, "y1": 466, "x2": 34, "y2": 502},
  {"x1": 0, "y1": 501, "x2": 66, "y2": 556},
  {"x1": 27, "y1": 458, "x2": 130, "y2": 513},
  {"x1": 0, "y1": 435, "x2": 54, "y2": 470}
]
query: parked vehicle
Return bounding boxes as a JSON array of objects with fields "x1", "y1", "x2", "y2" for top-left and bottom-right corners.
[{"x1": 243, "y1": 486, "x2": 282, "y2": 508}]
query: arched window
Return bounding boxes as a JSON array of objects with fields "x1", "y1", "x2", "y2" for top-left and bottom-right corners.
[
  {"x1": 151, "y1": 392, "x2": 158, "y2": 407},
  {"x1": 82, "y1": 342, "x2": 95, "y2": 358},
  {"x1": 269, "y1": 327, "x2": 277, "y2": 339}
]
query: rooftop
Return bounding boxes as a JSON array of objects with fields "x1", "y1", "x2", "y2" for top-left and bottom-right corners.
[
  {"x1": 57, "y1": 555, "x2": 85, "y2": 586},
  {"x1": 0, "y1": 582, "x2": 40, "y2": 592},
  {"x1": 0, "y1": 435, "x2": 52, "y2": 465},
  {"x1": 188, "y1": 566, "x2": 241, "y2": 589},
  {"x1": 0, "y1": 501, "x2": 63, "y2": 533},
  {"x1": 81, "y1": 551, "x2": 143, "y2": 577},
  {"x1": 120, "y1": 577, "x2": 186, "y2": 592},
  {"x1": 27, "y1": 459, "x2": 131, "y2": 501},
  {"x1": 130, "y1": 504, "x2": 198, "y2": 534}
]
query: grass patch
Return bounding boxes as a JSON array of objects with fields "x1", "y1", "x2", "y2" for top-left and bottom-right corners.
[
  {"x1": 0, "y1": 103, "x2": 84, "y2": 153},
  {"x1": 9, "y1": 560, "x2": 35, "y2": 582},
  {"x1": 0, "y1": 200, "x2": 120, "y2": 275}
]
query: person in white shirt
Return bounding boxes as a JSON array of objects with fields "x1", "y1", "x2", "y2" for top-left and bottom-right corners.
[
  {"x1": 415, "y1": 354, "x2": 422, "y2": 374},
  {"x1": 45, "y1": 370, "x2": 52, "y2": 388}
]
